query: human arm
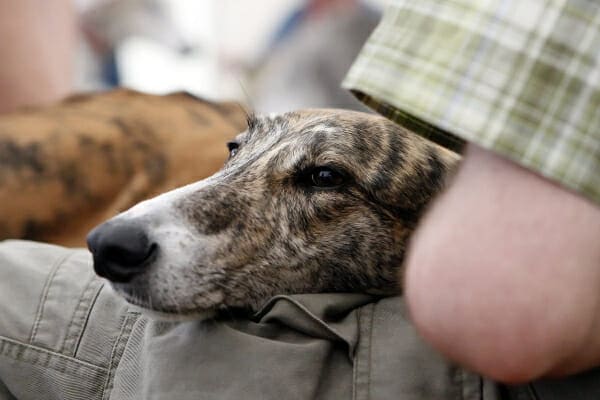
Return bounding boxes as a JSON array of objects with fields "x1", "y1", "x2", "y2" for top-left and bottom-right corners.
[
  {"x1": 0, "y1": 0, "x2": 75, "y2": 113},
  {"x1": 404, "y1": 144, "x2": 600, "y2": 383}
]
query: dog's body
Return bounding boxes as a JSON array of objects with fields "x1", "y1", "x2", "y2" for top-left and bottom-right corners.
[
  {"x1": 88, "y1": 109, "x2": 459, "y2": 317},
  {"x1": 0, "y1": 89, "x2": 246, "y2": 246}
]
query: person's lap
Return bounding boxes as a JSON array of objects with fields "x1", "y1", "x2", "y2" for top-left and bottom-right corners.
[{"x1": 0, "y1": 240, "x2": 490, "y2": 400}]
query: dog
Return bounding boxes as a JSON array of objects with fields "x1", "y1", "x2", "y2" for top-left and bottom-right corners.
[
  {"x1": 0, "y1": 89, "x2": 246, "y2": 246},
  {"x1": 87, "y1": 109, "x2": 459, "y2": 319}
]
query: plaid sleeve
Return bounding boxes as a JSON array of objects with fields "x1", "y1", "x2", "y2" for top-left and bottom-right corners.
[{"x1": 343, "y1": 0, "x2": 600, "y2": 205}]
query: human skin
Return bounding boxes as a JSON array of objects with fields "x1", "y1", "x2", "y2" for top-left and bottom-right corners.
[
  {"x1": 0, "y1": 0, "x2": 75, "y2": 113},
  {"x1": 405, "y1": 144, "x2": 600, "y2": 383}
]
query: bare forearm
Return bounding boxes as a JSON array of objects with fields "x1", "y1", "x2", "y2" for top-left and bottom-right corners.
[
  {"x1": 0, "y1": 0, "x2": 75, "y2": 113},
  {"x1": 405, "y1": 144, "x2": 600, "y2": 383}
]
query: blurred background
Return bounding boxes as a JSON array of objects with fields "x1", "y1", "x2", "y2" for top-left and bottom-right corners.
[
  {"x1": 0, "y1": 0, "x2": 385, "y2": 246},
  {"x1": 0, "y1": 0, "x2": 387, "y2": 245},
  {"x1": 72, "y1": 0, "x2": 387, "y2": 113}
]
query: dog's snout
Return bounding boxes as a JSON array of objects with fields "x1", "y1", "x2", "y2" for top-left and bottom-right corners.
[{"x1": 87, "y1": 222, "x2": 157, "y2": 283}]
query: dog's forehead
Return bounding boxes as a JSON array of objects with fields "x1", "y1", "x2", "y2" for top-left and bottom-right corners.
[
  {"x1": 241, "y1": 109, "x2": 381, "y2": 144},
  {"x1": 223, "y1": 109, "x2": 399, "y2": 177}
]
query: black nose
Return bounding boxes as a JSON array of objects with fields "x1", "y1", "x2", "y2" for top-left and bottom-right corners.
[{"x1": 87, "y1": 221, "x2": 157, "y2": 283}]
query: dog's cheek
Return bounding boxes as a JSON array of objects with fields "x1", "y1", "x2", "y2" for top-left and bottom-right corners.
[
  {"x1": 316, "y1": 206, "x2": 403, "y2": 292},
  {"x1": 178, "y1": 185, "x2": 252, "y2": 236}
]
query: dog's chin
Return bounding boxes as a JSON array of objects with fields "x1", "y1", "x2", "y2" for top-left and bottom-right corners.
[{"x1": 106, "y1": 283, "x2": 216, "y2": 322}]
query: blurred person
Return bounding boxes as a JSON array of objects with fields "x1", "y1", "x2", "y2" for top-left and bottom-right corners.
[
  {"x1": 344, "y1": 0, "x2": 600, "y2": 383},
  {"x1": 0, "y1": 0, "x2": 76, "y2": 113}
]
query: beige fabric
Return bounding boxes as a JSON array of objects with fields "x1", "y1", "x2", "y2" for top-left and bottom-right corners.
[
  {"x1": 3, "y1": 240, "x2": 600, "y2": 398},
  {"x1": 0, "y1": 240, "x2": 501, "y2": 400}
]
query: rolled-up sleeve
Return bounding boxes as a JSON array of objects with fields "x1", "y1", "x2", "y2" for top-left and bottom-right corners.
[{"x1": 343, "y1": 0, "x2": 600, "y2": 205}]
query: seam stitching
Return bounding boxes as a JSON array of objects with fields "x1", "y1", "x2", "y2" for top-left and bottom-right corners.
[
  {"x1": 352, "y1": 307, "x2": 361, "y2": 400},
  {"x1": 28, "y1": 252, "x2": 72, "y2": 343},
  {"x1": 72, "y1": 282, "x2": 105, "y2": 358},
  {"x1": 101, "y1": 312, "x2": 140, "y2": 400},
  {"x1": 0, "y1": 335, "x2": 107, "y2": 373},
  {"x1": 59, "y1": 276, "x2": 103, "y2": 356},
  {"x1": 365, "y1": 303, "x2": 374, "y2": 400}
]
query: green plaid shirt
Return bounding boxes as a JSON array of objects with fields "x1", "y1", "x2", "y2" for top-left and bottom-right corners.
[{"x1": 343, "y1": 0, "x2": 600, "y2": 205}]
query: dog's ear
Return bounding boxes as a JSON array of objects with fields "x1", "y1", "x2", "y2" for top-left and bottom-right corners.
[{"x1": 367, "y1": 123, "x2": 460, "y2": 224}]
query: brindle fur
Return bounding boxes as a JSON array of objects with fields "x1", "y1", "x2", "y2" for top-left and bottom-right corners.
[
  {"x1": 0, "y1": 89, "x2": 246, "y2": 246},
  {"x1": 98, "y1": 109, "x2": 459, "y2": 316}
]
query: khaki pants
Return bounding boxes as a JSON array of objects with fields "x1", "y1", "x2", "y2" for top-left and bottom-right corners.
[{"x1": 0, "y1": 240, "x2": 595, "y2": 399}]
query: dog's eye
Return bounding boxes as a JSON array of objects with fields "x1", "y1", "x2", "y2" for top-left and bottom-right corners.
[
  {"x1": 227, "y1": 141, "x2": 239, "y2": 158},
  {"x1": 310, "y1": 167, "x2": 345, "y2": 188}
]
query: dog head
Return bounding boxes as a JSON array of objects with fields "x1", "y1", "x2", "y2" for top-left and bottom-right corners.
[{"x1": 87, "y1": 109, "x2": 458, "y2": 318}]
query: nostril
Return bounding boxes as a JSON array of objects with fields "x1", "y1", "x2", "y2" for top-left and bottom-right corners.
[
  {"x1": 87, "y1": 221, "x2": 158, "y2": 283},
  {"x1": 104, "y1": 242, "x2": 157, "y2": 267}
]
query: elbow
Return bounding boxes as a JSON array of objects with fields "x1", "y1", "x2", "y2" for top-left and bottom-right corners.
[{"x1": 403, "y1": 246, "x2": 593, "y2": 384}]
